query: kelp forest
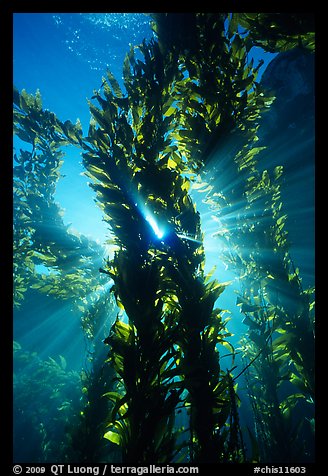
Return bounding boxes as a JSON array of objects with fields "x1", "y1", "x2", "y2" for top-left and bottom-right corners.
[{"x1": 13, "y1": 13, "x2": 315, "y2": 465}]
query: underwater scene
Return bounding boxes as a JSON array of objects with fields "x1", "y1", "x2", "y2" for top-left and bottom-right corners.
[{"x1": 13, "y1": 13, "x2": 315, "y2": 467}]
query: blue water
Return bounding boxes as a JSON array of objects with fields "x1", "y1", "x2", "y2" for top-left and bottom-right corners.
[
  {"x1": 13, "y1": 13, "x2": 315, "y2": 464},
  {"x1": 13, "y1": 11, "x2": 277, "y2": 344}
]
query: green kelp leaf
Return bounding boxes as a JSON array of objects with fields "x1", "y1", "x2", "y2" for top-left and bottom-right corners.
[
  {"x1": 38, "y1": 284, "x2": 55, "y2": 294},
  {"x1": 206, "y1": 280, "x2": 227, "y2": 301},
  {"x1": 272, "y1": 333, "x2": 295, "y2": 348},
  {"x1": 164, "y1": 105, "x2": 177, "y2": 117},
  {"x1": 236, "y1": 75, "x2": 255, "y2": 93},
  {"x1": 109, "y1": 393, "x2": 130, "y2": 420},
  {"x1": 131, "y1": 104, "x2": 141, "y2": 126},
  {"x1": 231, "y1": 34, "x2": 246, "y2": 61},
  {"x1": 34, "y1": 89, "x2": 42, "y2": 111},
  {"x1": 236, "y1": 296, "x2": 260, "y2": 313},
  {"x1": 106, "y1": 69, "x2": 123, "y2": 98},
  {"x1": 273, "y1": 165, "x2": 284, "y2": 180},
  {"x1": 61, "y1": 120, "x2": 77, "y2": 143},
  {"x1": 162, "y1": 97, "x2": 177, "y2": 117},
  {"x1": 191, "y1": 179, "x2": 211, "y2": 191},
  {"x1": 167, "y1": 157, "x2": 179, "y2": 169},
  {"x1": 227, "y1": 13, "x2": 239, "y2": 39},
  {"x1": 58, "y1": 401, "x2": 71, "y2": 412},
  {"x1": 112, "y1": 319, "x2": 134, "y2": 343},
  {"x1": 276, "y1": 214, "x2": 287, "y2": 228},
  {"x1": 104, "y1": 428, "x2": 122, "y2": 445},
  {"x1": 103, "y1": 391, "x2": 122, "y2": 403},
  {"x1": 204, "y1": 265, "x2": 217, "y2": 284},
  {"x1": 237, "y1": 146, "x2": 266, "y2": 171},
  {"x1": 280, "y1": 393, "x2": 306, "y2": 417},
  {"x1": 241, "y1": 302, "x2": 260, "y2": 313},
  {"x1": 84, "y1": 163, "x2": 110, "y2": 183},
  {"x1": 219, "y1": 339, "x2": 235, "y2": 355},
  {"x1": 88, "y1": 102, "x2": 110, "y2": 130},
  {"x1": 261, "y1": 170, "x2": 270, "y2": 187},
  {"x1": 110, "y1": 352, "x2": 125, "y2": 376},
  {"x1": 20, "y1": 89, "x2": 33, "y2": 112},
  {"x1": 74, "y1": 118, "x2": 83, "y2": 144},
  {"x1": 123, "y1": 52, "x2": 133, "y2": 84},
  {"x1": 59, "y1": 355, "x2": 67, "y2": 370},
  {"x1": 290, "y1": 373, "x2": 310, "y2": 394}
]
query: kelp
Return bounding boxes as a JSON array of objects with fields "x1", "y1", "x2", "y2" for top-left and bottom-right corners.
[
  {"x1": 150, "y1": 13, "x2": 273, "y2": 171},
  {"x1": 13, "y1": 88, "x2": 109, "y2": 309},
  {"x1": 13, "y1": 89, "x2": 120, "y2": 462},
  {"x1": 149, "y1": 13, "x2": 315, "y2": 463},
  {"x1": 78, "y1": 16, "x2": 274, "y2": 461},
  {"x1": 13, "y1": 88, "x2": 117, "y2": 348},
  {"x1": 13, "y1": 12, "x2": 315, "y2": 464},
  {"x1": 206, "y1": 118, "x2": 315, "y2": 461},
  {"x1": 69, "y1": 349, "x2": 120, "y2": 463},
  {"x1": 231, "y1": 13, "x2": 315, "y2": 53},
  {"x1": 202, "y1": 51, "x2": 315, "y2": 463},
  {"x1": 13, "y1": 342, "x2": 82, "y2": 462},
  {"x1": 80, "y1": 36, "x2": 239, "y2": 462}
]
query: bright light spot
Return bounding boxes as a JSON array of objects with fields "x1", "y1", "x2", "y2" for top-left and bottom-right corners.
[
  {"x1": 177, "y1": 233, "x2": 202, "y2": 245},
  {"x1": 145, "y1": 214, "x2": 164, "y2": 239}
]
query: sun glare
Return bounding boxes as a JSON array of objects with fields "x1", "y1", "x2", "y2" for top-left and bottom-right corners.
[{"x1": 145, "y1": 214, "x2": 164, "y2": 239}]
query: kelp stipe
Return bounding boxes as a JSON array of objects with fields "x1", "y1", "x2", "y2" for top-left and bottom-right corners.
[{"x1": 81, "y1": 49, "x2": 185, "y2": 463}]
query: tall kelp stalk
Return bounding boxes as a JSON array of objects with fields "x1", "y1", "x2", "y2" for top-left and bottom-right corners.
[
  {"x1": 199, "y1": 13, "x2": 315, "y2": 462},
  {"x1": 13, "y1": 88, "x2": 119, "y2": 462},
  {"x1": 13, "y1": 88, "x2": 110, "y2": 308},
  {"x1": 76, "y1": 33, "x2": 240, "y2": 462},
  {"x1": 79, "y1": 40, "x2": 187, "y2": 463},
  {"x1": 52, "y1": 12, "x2": 273, "y2": 463},
  {"x1": 152, "y1": 12, "x2": 315, "y2": 462},
  {"x1": 232, "y1": 167, "x2": 315, "y2": 462},
  {"x1": 145, "y1": 13, "x2": 276, "y2": 462}
]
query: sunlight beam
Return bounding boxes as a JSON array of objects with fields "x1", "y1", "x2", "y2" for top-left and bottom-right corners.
[{"x1": 145, "y1": 213, "x2": 164, "y2": 239}]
